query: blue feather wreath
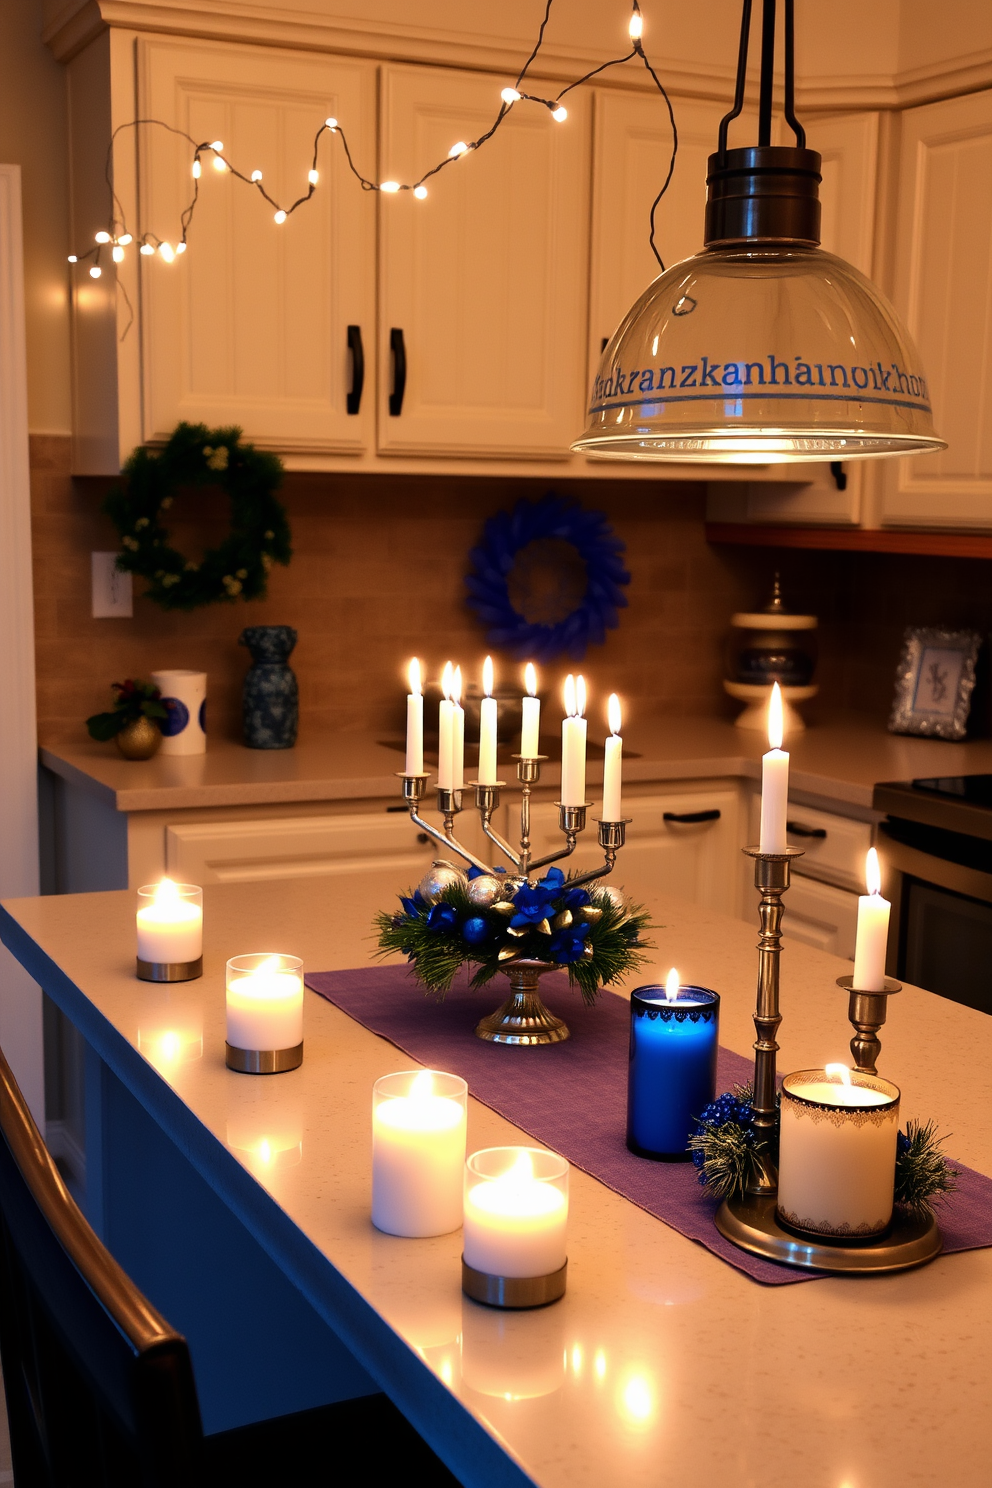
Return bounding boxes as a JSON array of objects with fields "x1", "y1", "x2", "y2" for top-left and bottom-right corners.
[{"x1": 465, "y1": 493, "x2": 630, "y2": 662}]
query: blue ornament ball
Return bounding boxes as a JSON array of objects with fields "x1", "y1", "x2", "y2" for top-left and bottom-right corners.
[{"x1": 462, "y1": 916, "x2": 490, "y2": 945}]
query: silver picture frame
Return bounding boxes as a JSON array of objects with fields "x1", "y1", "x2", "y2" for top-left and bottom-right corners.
[{"x1": 888, "y1": 626, "x2": 982, "y2": 741}]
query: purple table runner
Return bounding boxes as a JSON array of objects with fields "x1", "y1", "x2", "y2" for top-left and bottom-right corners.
[{"x1": 306, "y1": 964, "x2": 992, "y2": 1285}]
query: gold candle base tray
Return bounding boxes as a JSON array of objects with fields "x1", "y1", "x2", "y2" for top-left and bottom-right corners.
[
  {"x1": 715, "y1": 1193, "x2": 942, "y2": 1274},
  {"x1": 225, "y1": 1042, "x2": 303, "y2": 1075},
  {"x1": 136, "y1": 956, "x2": 202, "y2": 983},
  {"x1": 461, "y1": 1258, "x2": 567, "y2": 1309}
]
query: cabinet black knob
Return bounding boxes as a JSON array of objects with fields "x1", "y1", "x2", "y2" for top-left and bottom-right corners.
[
  {"x1": 346, "y1": 325, "x2": 364, "y2": 415},
  {"x1": 389, "y1": 328, "x2": 407, "y2": 416},
  {"x1": 663, "y1": 809, "x2": 721, "y2": 824},
  {"x1": 416, "y1": 832, "x2": 429, "y2": 845}
]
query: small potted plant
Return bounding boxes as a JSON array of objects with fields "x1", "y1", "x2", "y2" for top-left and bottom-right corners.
[{"x1": 86, "y1": 679, "x2": 167, "y2": 760}]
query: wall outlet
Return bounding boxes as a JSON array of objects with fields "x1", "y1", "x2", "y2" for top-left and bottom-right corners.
[{"x1": 91, "y1": 552, "x2": 133, "y2": 618}]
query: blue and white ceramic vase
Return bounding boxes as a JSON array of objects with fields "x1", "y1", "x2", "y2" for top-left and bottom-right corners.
[{"x1": 239, "y1": 626, "x2": 299, "y2": 750}]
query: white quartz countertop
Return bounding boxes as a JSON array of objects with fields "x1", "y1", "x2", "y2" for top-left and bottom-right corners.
[
  {"x1": 39, "y1": 717, "x2": 992, "y2": 813},
  {"x1": 2, "y1": 873, "x2": 989, "y2": 1488}
]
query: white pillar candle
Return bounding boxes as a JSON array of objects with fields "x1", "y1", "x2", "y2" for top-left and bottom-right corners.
[
  {"x1": 560, "y1": 674, "x2": 587, "y2": 807},
  {"x1": 520, "y1": 662, "x2": 541, "y2": 757},
  {"x1": 759, "y1": 681, "x2": 789, "y2": 853},
  {"x1": 226, "y1": 954, "x2": 304, "y2": 1053},
  {"x1": 777, "y1": 1065, "x2": 899, "y2": 1239},
  {"x1": 405, "y1": 658, "x2": 424, "y2": 776},
  {"x1": 602, "y1": 692, "x2": 623, "y2": 820},
  {"x1": 372, "y1": 1070, "x2": 468, "y2": 1237},
  {"x1": 853, "y1": 847, "x2": 891, "y2": 991},
  {"x1": 477, "y1": 655, "x2": 498, "y2": 784},
  {"x1": 438, "y1": 661, "x2": 455, "y2": 789},
  {"x1": 463, "y1": 1147, "x2": 569, "y2": 1278},
  {"x1": 452, "y1": 666, "x2": 465, "y2": 790},
  {"x1": 136, "y1": 880, "x2": 202, "y2": 966}
]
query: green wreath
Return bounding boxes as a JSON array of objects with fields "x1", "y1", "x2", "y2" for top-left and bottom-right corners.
[{"x1": 104, "y1": 422, "x2": 292, "y2": 612}]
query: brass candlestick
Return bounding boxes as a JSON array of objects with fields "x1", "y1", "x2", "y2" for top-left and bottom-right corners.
[
  {"x1": 836, "y1": 974, "x2": 902, "y2": 1075},
  {"x1": 740, "y1": 844, "x2": 804, "y2": 1194}
]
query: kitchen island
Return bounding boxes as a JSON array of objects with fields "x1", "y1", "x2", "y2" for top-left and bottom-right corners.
[{"x1": 1, "y1": 872, "x2": 989, "y2": 1488}]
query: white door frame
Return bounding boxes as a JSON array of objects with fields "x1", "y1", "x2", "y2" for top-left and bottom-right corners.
[{"x1": 0, "y1": 163, "x2": 43, "y2": 1125}]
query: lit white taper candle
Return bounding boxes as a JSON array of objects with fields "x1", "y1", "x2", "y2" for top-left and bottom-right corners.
[
  {"x1": 759, "y1": 682, "x2": 789, "y2": 853},
  {"x1": 478, "y1": 656, "x2": 498, "y2": 784},
  {"x1": 438, "y1": 661, "x2": 455, "y2": 789},
  {"x1": 452, "y1": 665, "x2": 465, "y2": 790},
  {"x1": 405, "y1": 658, "x2": 424, "y2": 776},
  {"x1": 602, "y1": 693, "x2": 623, "y2": 821},
  {"x1": 853, "y1": 848, "x2": 891, "y2": 990},
  {"x1": 560, "y1": 674, "x2": 587, "y2": 807},
  {"x1": 520, "y1": 663, "x2": 541, "y2": 758}
]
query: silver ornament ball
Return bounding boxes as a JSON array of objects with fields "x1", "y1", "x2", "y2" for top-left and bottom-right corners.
[
  {"x1": 466, "y1": 874, "x2": 504, "y2": 908},
  {"x1": 602, "y1": 885, "x2": 625, "y2": 910},
  {"x1": 418, "y1": 860, "x2": 467, "y2": 904}
]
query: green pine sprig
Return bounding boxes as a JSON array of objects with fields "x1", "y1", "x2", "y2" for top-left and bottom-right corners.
[{"x1": 895, "y1": 1119, "x2": 958, "y2": 1216}]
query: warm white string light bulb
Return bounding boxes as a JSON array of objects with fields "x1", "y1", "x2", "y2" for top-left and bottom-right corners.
[
  {"x1": 112, "y1": 245, "x2": 124, "y2": 263},
  {"x1": 67, "y1": 2, "x2": 673, "y2": 277},
  {"x1": 89, "y1": 265, "x2": 101, "y2": 278}
]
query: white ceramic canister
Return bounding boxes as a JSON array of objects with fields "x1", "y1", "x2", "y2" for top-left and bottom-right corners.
[{"x1": 151, "y1": 670, "x2": 207, "y2": 755}]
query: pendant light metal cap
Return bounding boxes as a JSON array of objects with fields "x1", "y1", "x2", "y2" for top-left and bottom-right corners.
[{"x1": 705, "y1": 145, "x2": 822, "y2": 247}]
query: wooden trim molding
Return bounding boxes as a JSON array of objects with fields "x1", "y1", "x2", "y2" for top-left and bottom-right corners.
[
  {"x1": 705, "y1": 522, "x2": 992, "y2": 560},
  {"x1": 0, "y1": 165, "x2": 44, "y2": 1124}
]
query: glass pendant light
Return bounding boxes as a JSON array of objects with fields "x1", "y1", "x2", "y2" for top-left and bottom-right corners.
[{"x1": 572, "y1": 0, "x2": 946, "y2": 465}]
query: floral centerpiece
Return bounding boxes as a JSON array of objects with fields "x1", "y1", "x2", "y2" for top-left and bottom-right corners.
[{"x1": 375, "y1": 862, "x2": 651, "y2": 1004}]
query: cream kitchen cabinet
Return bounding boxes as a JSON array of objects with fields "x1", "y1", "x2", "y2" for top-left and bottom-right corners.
[
  {"x1": 377, "y1": 65, "x2": 591, "y2": 461},
  {"x1": 879, "y1": 89, "x2": 992, "y2": 530},
  {"x1": 502, "y1": 784, "x2": 746, "y2": 919}
]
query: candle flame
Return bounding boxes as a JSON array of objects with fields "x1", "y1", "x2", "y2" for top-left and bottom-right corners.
[
  {"x1": 257, "y1": 955, "x2": 283, "y2": 975},
  {"x1": 865, "y1": 846, "x2": 881, "y2": 896},
  {"x1": 154, "y1": 877, "x2": 180, "y2": 906},
  {"x1": 483, "y1": 655, "x2": 494, "y2": 698},
  {"x1": 441, "y1": 660, "x2": 454, "y2": 701},
  {"x1": 525, "y1": 662, "x2": 538, "y2": 697},
  {"x1": 825, "y1": 1063, "x2": 852, "y2": 1086},
  {"x1": 408, "y1": 657, "x2": 422, "y2": 696},
  {"x1": 608, "y1": 693, "x2": 622, "y2": 737},
  {"x1": 665, "y1": 967, "x2": 680, "y2": 1001},
  {"x1": 767, "y1": 681, "x2": 783, "y2": 750},
  {"x1": 452, "y1": 666, "x2": 462, "y2": 707},
  {"x1": 564, "y1": 673, "x2": 576, "y2": 717},
  {"x1": 576, "y1": 674, "x2": 587, "y2": 718},
  {"x1": 495, "y1": 1149, "x2": 535, "y2": 1187},
  {"x1": 410, "y1": 1069, "x2": 434, "y2": 1099}
]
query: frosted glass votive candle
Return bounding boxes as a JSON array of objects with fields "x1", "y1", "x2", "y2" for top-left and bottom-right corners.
[
  {"x1": 225, "y1": 953, "x2": 304, "y2": 1074},
  {"x1": 372, "y1": 1069, "x2": 468, "y2": 1237},
  {"x1": 136, "y1": 881, "x2": 203, "y2": 981}
]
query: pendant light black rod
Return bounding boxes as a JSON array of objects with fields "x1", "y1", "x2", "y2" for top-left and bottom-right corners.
[
  {"x1": 758, "y1": 0, "x2": 776, "y2": 146},
  {"x1": 783, "y1": 0, "x2": 807, "y2": 147},
  {"x1": 717, "y1": 0, "x2": 753, "y2": 156}
]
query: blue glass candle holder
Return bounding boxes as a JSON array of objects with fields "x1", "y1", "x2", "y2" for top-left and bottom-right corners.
[{"x1": 626, "y1": 984, "x2": 720, "y2": 1161}]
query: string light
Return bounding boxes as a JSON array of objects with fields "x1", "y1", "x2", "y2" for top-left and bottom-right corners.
[
  {"x1": 89, "y1": 265, "x2": 101, "y2": 278},
  {"x1": 65, "y1": 1, "x2": 677, "y2": 284}
]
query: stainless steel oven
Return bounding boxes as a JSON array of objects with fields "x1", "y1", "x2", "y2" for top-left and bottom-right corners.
[{"x1": 873, "y1": 776, "x2": 992, "y2": 1015}]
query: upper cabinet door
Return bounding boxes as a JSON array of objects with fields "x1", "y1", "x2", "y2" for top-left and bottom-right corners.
[
  {"x1": 589, "y1": 91, "x2": 725, "y2": 377},
  {"x1": 881, "y1": 90, "x2": 992, "y2": 529},
  {"x1": 137, "y1": 39, "x2": 376, "y2": 453},
  {"x1": 377, "y1": 65, "x2": 590, "y2": 459}
]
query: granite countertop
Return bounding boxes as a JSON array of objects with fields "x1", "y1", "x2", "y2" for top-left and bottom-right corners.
[
  {"x1": 40, "y1": 717, "x2": 992, "y2": 814},
  {"x1": 2, "y1": 873, "x2": 989, "y2": 1487}
]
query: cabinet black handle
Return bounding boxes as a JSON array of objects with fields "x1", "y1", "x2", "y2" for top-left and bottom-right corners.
[
  {"x1": 346, "y1": 325, "x2": 364, "y2": 415},
  {"x1": 786, "y1": 820, "x2": 827, "y2": 839},
  {"x1": 389, "y1": 328, "x2": 407, "y2": 416},
  {"x1": 663, "y1": 809, "x2": 721, "y2": 824},
  {"x1": 416, "y1": 832, "x2": 429, "y2": 845}
]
